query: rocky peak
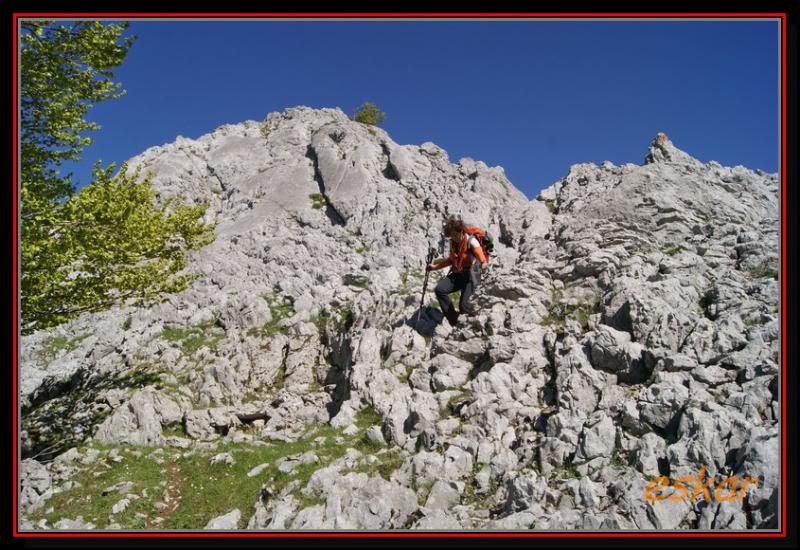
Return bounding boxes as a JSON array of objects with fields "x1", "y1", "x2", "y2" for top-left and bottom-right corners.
[{"x1": 644, "y1": 132, "x2": 701, "y2": 166}]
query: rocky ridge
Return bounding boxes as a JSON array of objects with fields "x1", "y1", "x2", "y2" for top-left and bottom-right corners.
[{"x1": 19, "y1": 107, "x2": 780, "y2": 530}]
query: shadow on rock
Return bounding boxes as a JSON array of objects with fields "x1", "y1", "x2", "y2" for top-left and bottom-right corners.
[{"x1": 405, "y1": 306, "x2": 444, "y2": 337}]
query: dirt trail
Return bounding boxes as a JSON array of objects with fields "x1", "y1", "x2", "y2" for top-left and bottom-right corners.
[{"x1": 147, "y1": 461, "x2": 183, "y2": 528}]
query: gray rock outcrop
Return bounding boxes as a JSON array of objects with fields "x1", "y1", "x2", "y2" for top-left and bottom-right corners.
[{"x1": 19, "y1": 108, "x2": 780, "y2": 531}]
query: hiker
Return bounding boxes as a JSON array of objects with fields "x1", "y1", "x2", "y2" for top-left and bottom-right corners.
[{"x1": 427, "y1": 217, "x2": 489, "y2": 326}]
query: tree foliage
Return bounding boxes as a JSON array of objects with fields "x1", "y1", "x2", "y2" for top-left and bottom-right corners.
[
  {"x1": 24, "y1": 164, "x2": 215, "y2": 333},
  {"x1": 20, "y1": 21, "x2": 215, "y2": 334},
  {"x1": 21, "y1": 21, "x2": 134, "y2": 215},
  {"x1": 353, "y1": 101, "x2": 386, "y2": 126}
]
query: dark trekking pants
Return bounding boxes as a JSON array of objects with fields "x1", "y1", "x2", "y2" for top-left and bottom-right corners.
[{"x1": 435, "y1": 265, "x2": 480, "y2": 324}]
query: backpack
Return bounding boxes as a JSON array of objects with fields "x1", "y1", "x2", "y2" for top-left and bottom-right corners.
[{"x1": 465, "y1": 226, "x2": 494, "y2": 261}]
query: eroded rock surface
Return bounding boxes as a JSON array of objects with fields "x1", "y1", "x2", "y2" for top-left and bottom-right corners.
[{"x1": 20, "y1": 111, "x2": 780, "y2": 531}]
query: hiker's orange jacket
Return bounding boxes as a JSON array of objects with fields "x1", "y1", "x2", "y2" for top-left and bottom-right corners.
[{"x1": 431, "y1": 232, "x2": 487, "y2": 272}]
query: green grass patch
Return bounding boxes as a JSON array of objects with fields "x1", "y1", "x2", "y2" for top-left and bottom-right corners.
[
  {"x1": 248, "y1": 293, "x2": 296, "y2": 338},
  {"x1": 552, "y1": 462, "x2": 581, "y2": 479},
  {"x1": 161, "y1": 319, "x2": 225, "y2": 355},
  {"x1": 461, "y1": 462, "x2": 497, "y2": 509},
  {"x1": 540, "y1": 289, "x2": 601, "y2": 333},
  {"x1": 355, "y1": 244, "x2": 370, "y2": 255},
  {"x1": 745, "y1": 262, "x2": 779, "y2": 280},
  {"x1": 160, "y1": 423, "x2": 188, "y2": 439},
  {"x1": 392, "y1": 268, "x2": 424, "y2": 298},
  {"x1": 347, "y1": 448, "x2": 405, "y2": 481},
  {"x1": 400, "y1": 268, "x2": 423, "y2": 286},
  {"x1": 309, "y1": 193, "x2": 327, "y2": 210},
  {"x1": 37, "y1": 332, "x2": 90, "y2": 363},
  {"x1": 310, "y1": 302, "x2": 354, "y2": 338},
  {"x1": 609, "y1": 448, "x2": 627, "y2": 470},
  {"x1": 354, "y1": 405, "x2": 383, "y2": 431},
  {"x1": 29, "y1": 414, "x2": 390, "y2": 530},
  {"x1": 28, "y1": 442, "x2": 171, "y2": 529},
  {"x1": 661, "y1": 244, "x2": 683, "y2": 256}
]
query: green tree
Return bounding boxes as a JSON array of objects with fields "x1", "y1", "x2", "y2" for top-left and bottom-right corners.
[
  {"x1": 353, "y1": 101, "x2": 386, "y2": 126},
  {"x1": 21, "y1": 21, "x2": 133, "y2": 218},
  {"x1": 20, "y1": 21, "x2": 215, "y2": 334}
]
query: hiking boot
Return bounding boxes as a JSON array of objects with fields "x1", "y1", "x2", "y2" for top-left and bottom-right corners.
[
  {"x1": 459, "y1": 306, "x2": 477, "y2": 318},
  {"x1": 445, "y1": 311, "x2": 460, "y2": 327}
]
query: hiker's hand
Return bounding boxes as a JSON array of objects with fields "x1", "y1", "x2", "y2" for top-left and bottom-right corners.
[{"x1": 427, "y1": 262, "x2": 436, "y2": 272}]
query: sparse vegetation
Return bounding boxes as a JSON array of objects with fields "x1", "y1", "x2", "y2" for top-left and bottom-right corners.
[
  {"x1": 610, "y1": 448, "x2": 627, "y2": 469},
  {"x1": 342, "y1": 274, "x2": 369, "y2": 290},
  {"x1": 28, "y1": 408, "x2": 391, "y2": 529},
  {"x1": 248, "y1": 293, "x2": 296, "y2": 338},
  {"x1": 461, "y1": 462, "x2": 496, "y2": 509},
  {"x1": 397, "y1": 365, "x2": 413, "y2": 385},
  {"x1": 661, "y1": 244, "x2": 683, "y2": 256},
  {"x1": 391, "y1": 268, "x2": 423, "y2": 297},
  {"x1": 540, "y1": 289, "x2": 601, "y2": 333},
  {"x1": 744, "y1": 262, "x2": 779, "y2": 280},
  {"x1": 447, "y1": 391, "x2": 472, "y2": 415},
  {"x1": 347, "y1": 448, "x2": 405, "y2": 481},
  {"x1": 36, "y1": 332, "x2": 90, "y2": 362},
  {"x1": 352, "y1": 102, "x2": 386, "y2": 126},
  {"x1": 741, "y1": 312, "x2": 761, "y2": 327},
  {"x1": 310, "y1": 302, "x2": 354, "y2": 337},
  {"x1": 106, "y1": 362, "x2": 177, "y2": 392},
  {"x1": 309, "y1": 193, "x2": 327, "y2": 210},
  {"x1": 259, "y1": 115, "x2": 277, "y2": 140},
  {"x1": 354, "y1": 404, "x2": 383, "y2": 431},
  {"x1": 161, "y1": 318, "x2": 225, "y2": 355},
  {"x1": 552, "y1": 461, "x2": 580, "y2": 479}
]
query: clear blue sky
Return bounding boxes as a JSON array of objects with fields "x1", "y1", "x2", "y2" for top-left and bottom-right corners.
[{"x1": 61, "y1": 20, "x2": 779, "y2": 199}]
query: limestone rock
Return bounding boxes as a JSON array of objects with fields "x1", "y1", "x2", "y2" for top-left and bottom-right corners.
[{"x1": 19, "y1": 108, "x2": 779, "y2": 532}]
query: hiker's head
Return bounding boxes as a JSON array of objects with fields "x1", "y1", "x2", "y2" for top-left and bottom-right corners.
[{"x1": 443, "y1": 217, "x2": 466, "y2": 241}]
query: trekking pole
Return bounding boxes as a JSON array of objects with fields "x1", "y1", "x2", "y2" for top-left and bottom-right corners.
[
  {"x1": 414, "y1": 247, "x2": 436, "y2": 328},
  {"x1": 413, "y1": 197, "x2": 435, "y2": 328}
]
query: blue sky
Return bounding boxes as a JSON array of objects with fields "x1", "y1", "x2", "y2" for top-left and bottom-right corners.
[{"x1": 57, "y1": 19, "x2": 779, "y2": 199}]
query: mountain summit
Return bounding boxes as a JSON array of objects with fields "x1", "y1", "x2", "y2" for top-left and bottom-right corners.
[{"x1": 20, "y1": 107, "x2": 780, "y2": 531}]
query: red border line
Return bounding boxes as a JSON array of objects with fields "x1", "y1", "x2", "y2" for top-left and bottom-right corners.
[
  {"x1": 11, "y1": 12, "x2": 788, "y2": 18},
  {"x1": 12, "y1": 10, "x2": 19, "y2": 541},
  {"x1": 12, "y1": 12, "x2": 788, "y2": 539},
  {"x1": 780, "y1": 11, "x2": 787, "y2": 537},
  {"x1": 12, "y1": 532, "x2": 788, "y2": 538}
]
